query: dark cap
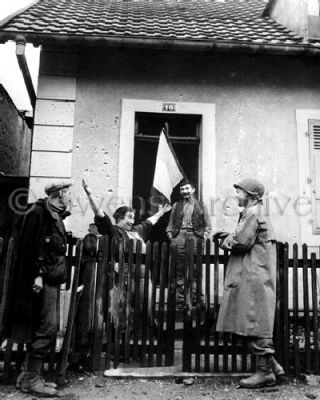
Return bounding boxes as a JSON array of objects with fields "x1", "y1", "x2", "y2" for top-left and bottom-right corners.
[{"x1": 45, "y1": 181, "x2": 72, "y2": 195}]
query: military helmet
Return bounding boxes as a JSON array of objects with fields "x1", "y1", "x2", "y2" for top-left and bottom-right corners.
[{"x1": 234, "y1": 178, "x2": 265, "y2": 200}]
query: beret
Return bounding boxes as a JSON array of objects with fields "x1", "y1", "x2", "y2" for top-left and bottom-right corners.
[{"x1": 45, "y1": 181, "x2": 72, "y2": 195}]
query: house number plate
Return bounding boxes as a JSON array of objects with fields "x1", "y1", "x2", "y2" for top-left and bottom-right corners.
[{"x1": 162, "y1": 103, "x2": 176, "y2": 112}]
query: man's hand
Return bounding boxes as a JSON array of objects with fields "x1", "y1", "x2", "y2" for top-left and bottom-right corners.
[
  {"x1": 212, "y1": 230, "x2": 229, "y2": 240},
  {"x1": 167, "y1": 232, "x2": 173, "y2": 241},
  {"x1": 32, "y1": 276, "x2": 43, "y2": 293}
]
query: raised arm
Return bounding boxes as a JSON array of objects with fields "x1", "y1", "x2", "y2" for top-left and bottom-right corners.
[
  {"x1": 82, "y1": 179, "x2": 104, "y2": 217},
  {"x1": 82, "y1": 179, "x2": 113, "y2": 236}
]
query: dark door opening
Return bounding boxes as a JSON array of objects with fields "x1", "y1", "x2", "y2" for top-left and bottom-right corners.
[{"x1": 133, "y1": 112, "x2": 201, "y2": 242}]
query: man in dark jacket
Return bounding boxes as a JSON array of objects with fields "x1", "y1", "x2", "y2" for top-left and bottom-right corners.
[
  {"x1": 10, "y1": 181, "x2": 72, "y2": 397},
  {"x1": 166, "y1": 179, "x2": 211, "y2": 307},
  {"x1": 214, "y1": 178, "x2": 284, "y2": 388}
]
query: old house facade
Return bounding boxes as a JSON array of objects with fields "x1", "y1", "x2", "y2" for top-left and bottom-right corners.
[{"x1": 0, "y1": 0, "x2": 320, "y2": 247}]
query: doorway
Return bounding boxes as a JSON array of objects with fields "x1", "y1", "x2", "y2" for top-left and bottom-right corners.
[{"x1": 132, "y1": 112, "x2": 201, "y2": 242}]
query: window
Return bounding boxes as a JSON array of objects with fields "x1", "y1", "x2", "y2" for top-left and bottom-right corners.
[{"x1": 309, "y1": 119, "x2": 320, "y2": 234}]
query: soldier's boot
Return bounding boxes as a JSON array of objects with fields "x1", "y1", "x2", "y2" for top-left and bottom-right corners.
[
  {"x1": 18, "y1": 357, "x2": 58, "y2": 398},
  {"x1": 270, "y1": 356, "x2": 287, "y2": 383},
  {"x1": 239, "y1": 355, "x2": 276, "y2": 389}
]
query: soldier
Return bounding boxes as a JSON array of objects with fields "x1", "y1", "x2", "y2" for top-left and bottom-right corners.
[
  {"x1": 214, "y1": 178, "x2": 284, "y2": 388},
  {"x1": 8, "y1": 182, "x2": 72, "y2": 397}
]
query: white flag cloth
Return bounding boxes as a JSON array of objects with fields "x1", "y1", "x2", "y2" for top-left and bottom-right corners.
[{"x1": 152, "y1": 131, "x2": 184, "y2": 201}]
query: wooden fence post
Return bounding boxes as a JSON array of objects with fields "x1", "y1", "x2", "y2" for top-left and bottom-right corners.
[
  {"x1": 141, "y1": 241, "x2": 151, "y2": 367},
  {"x1": 165, "y1": 242, "x2": 177, "y2": 367},
  {"x1": 148, "y1": 242, "x2": 159, "y2": 367},
  {"x1": 73, "y1": 234, "x2": 97, "y2": 370},
  {"x1": 311, "y1": 253, "x2": 319, "y2": 374},
  {"x1": 92, "y1": 235, "x2": 108, "y2": 370},
  {"x1": 292, "y1": 243, "x2": 300, "y2": 377},
  {"x1": 182, "y1": 238, "x2": 193, "y2": 372},
  {"x1": 156, "y1": 242, "x2": 167, "y2": 367},
  {"x1": 105, "y1": 237, "x2": 115, "y2": 370},
  {"x1": 204, "y1": 238, "x2": 211, "y2": 372},
  {"x1": 302, "y1": 243, "x2": 311, "y2": 373},
  {"x1": 56, "y1": 239, "x2": 83, "y2": 385},
  {"x1": 282, "y1": 242, "x2": 289, "y2": 374}
]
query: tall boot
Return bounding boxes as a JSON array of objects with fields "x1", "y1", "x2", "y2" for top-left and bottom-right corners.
[
  {"x1": 239, "y1": 354, "x2": 276, "y2": 388},
  {"x1": 19, "y1": 356, "x2": 58, "y2": 398}
]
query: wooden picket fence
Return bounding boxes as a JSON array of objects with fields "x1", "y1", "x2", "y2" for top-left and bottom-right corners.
[{"x1": 0, "y1": 234, "x2": 320, "y2": 382}]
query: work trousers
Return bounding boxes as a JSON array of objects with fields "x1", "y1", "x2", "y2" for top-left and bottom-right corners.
[
  {"x1": 171, "y1": 229, "x2": 204, "y2": 303},
  {"x1": 27, "y1": 284, "x2": 59, "y2": 362}
]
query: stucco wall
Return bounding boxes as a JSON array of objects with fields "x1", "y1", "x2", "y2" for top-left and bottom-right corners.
[
  {"x1": 40, "y1": 47, "x2": 320, "y2": 244},
  {"x1": 0, "y1": 84, "x2": 31, "y2": 176}
]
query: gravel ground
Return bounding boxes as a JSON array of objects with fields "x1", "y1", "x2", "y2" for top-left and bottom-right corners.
[{"x1": 0, "y1": 373, "x2": 319, "y2": 400}]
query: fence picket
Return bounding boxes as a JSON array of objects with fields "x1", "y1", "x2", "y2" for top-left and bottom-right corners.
[
  {"x1": 311, "y1": 253, "x2": 319, "y2": 374},
  {"x1": 92, "y1": 236, "x2": 108, "y2": 370},
  {"x1": 183, "y1": 238, "x2": 193, "y2": 372},
  {"x1": 222, "y1": 248, "x2": 229, "y2": 373},
  {"x1": 165, "y1": 243, "x2": 177, "y2": 366},
  {"x1": 141, "y1": 241, "x2": 151, "y2": 367},
  {"x1": 75, "y1": 234, "x2": 97, "y2": 370},
  {"x1": 204, "y1": 239, "x2": 211, "y2": 372},
  {"x1": 148, "y1": 242, "x2": 159, "y2": 367},
  {"x1": 124, "y1": 239, "x2": 134, "y2": 364},
  {"x1": 133, "y1": 240, "x2": 142, "y2": 362},
  {"x1": 292, "y1": 243, "x2": 300, "y2": 377},
  {"x1": 282, "y1": 242, "x2": 289, "y2": 374},
  {"x1": 213, "y1": 240, "x2": 220, "y2": 372},
  {"x1": 57, "y1": 239, "x2": 83, "y2": 385},
  {"x1": 302, "y1": 244, "x2": 311, "y2": 373},
  {"x1": 156, "y1": 242, "x2": 167, "y2": 366},
  {"x1": 113, "y1": 239, "x2": 125, "y2": 369},
  {"x1": 105, "y1": 236, "x2": 115, "y2": 370},
  {"x1": 195, "y1": 239, "x2": 202, "y2": 372}
]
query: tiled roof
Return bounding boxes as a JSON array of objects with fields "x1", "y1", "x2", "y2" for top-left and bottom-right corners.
[{"x1": 0, "y1": 0, "x2": 318, "y2": 50}]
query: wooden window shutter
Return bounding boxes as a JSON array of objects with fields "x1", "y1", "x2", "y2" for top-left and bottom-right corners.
[{"x1": 309, "y1": 119, "x2": 320, "y2": 234}]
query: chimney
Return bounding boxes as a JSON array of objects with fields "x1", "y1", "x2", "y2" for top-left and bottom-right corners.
[{"x1": 264, "y1": 0, "x2": 320, "y2": 41}]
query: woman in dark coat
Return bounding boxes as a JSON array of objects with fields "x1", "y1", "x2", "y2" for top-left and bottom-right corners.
[{"x1": 82, "y1": 179, "x2": 171, "y2": 329}]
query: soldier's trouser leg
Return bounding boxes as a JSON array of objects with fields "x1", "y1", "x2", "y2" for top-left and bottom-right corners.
[
  {"x1": 240, "y1": 337, "x2": 283, "y2": 388},
  {"x1": 18, "y1": 284, "x2": 58, "y2": 397}
]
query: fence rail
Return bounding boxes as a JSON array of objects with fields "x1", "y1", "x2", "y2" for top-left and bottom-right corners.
[{"x1": 0, "y1": 235, "x2": 319, "y2": 383}]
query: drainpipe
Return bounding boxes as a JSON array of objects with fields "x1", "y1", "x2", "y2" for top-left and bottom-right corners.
[{"x1": 15, "y1": 35, "x2": 36, "y2": 110}]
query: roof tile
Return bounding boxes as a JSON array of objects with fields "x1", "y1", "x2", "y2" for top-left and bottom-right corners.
[{"x1": 0, "y1": 0, "x2": 306, "y2": 47}]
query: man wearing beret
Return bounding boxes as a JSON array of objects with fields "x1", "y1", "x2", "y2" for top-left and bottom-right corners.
[
  {"x1": 7, "y1": 182, "x2": 72, "y2": 397},
  {"x1": 214, "y1": 178, "x2": 284, "y2": 388}
]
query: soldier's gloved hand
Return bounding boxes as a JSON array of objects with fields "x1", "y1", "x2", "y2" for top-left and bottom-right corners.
[
  {"x1": 167, "y1": 232, "x2": 173, "y2": 241},
  {"x1": 32, "y1": 276, "x2": 43, "y2": 293}
]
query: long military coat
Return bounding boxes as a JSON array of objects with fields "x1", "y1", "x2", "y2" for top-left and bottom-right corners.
[
  {"x1": 216, "y1": 204, "x2": 276, "y2": 338},
  {"x1": 5, "y1": 198, "x2": 68, "y2": 342}
]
